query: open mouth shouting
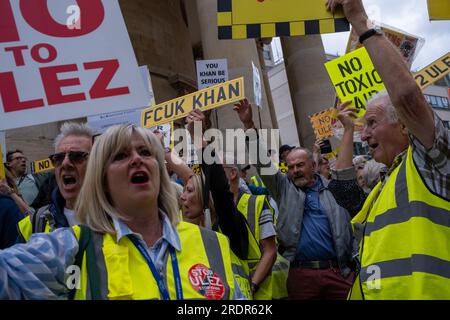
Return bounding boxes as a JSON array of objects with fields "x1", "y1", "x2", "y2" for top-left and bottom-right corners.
[{"x1": 130, "y1": 171, "x2": 150, "y2": 185}]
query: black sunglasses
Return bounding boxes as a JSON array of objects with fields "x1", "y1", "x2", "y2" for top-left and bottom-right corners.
[{"x1": 49, "y1": 151, "x2": 89, "y2": 167}]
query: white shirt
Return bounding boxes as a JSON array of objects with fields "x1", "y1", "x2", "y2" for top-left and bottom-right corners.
[{"x1": 63, "y1": 208, "x2": 79, "y2": 226}]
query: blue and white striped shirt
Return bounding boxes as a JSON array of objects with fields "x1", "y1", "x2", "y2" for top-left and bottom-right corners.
[{"x1": 0, "y1": 213, "x2": 245, "y2": 300}]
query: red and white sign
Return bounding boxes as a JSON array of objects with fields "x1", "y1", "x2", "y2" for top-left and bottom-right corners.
[
  {"x1": 0, "y1": 0, "x2": 148, "y2": 130},
  {"x1": 188, "y1": 263, "x2": 225, "y2": 300}
]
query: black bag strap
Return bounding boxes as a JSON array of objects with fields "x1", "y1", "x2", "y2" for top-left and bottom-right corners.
[
  {"x1": 67, "y1": 225, "x2": 103, "y2": 300},
  {"x1": 85, "y1": 229, "x2": 103, "y2": 300}
]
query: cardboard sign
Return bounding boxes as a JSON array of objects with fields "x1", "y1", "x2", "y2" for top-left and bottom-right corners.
[
  {"x1": 427, "y1": 0, "x2": 450, "y2": 20},
  {"x1": 0, "y1": 0, "x2": 148, "y2": 130},
  {"x1": 196, "y1": 59, "x2": 228, "y2": 90},
  {"x1": 252, "y1": 61, "x2": 262, "y2": 108},
  {"x1": 31, "y1": 158, "x2": 54, "y2": 174},
  {"x1": 141, "y1": 77, "x2": 245, "y2": 128},
  {"x1": 346, "y1": 22, "x2": 423, "y2": 68},
  {"x1": 414, "y1": 52, "x2": 450, "y2": 90},
  {"x1": 309, "y1": 108, "x2": 337, "y2": 140},
  {"x1": 0, "y1": 144, "x2": 5, "y2": 179},
  {"x1": 325, "y1": 47, "x2": 385, "y2": 117},
  {"x1": 217, "y1": 0, "x2": 349, "y2": 39}
]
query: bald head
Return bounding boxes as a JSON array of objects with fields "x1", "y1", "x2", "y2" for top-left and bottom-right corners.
[{"x1": 286, "y1": 148, "x2": 316, "y2": 188}]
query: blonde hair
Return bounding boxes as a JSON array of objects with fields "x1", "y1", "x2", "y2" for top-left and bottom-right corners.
[
  {"x1": 75, "y1": 124, "x2": 180, "y2": 234},
  {"x1": 186, "y1": 174, "x2": 217, "y2": 227}
]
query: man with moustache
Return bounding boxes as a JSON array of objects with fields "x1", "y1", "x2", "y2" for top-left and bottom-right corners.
[
  {"x1": 234, "y1": 99, "x2": 357, "y2": 300},
  {"x1": 18, "y1": 122, "x2": 94, "y2": 241}
]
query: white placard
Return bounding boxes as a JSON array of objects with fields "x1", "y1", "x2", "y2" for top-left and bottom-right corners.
[
  {"x1": 0, "y1": 0, "x2": 148, "y2": 130},
  {"x1": 196, "y1": 59, "x2": 228, "y2": 90},
  {"x1": 139, "y1": 65, "x2": 156, "y2": 106},
  {"x1": 87, "y1": 65, "x2": 155, "y2": 134},
  {"x1": 87, "y1": 108, "x2": 143, "y2": 134},
  {"x1": 252, "y1": 61, "x2": 262, "y2": 108}
]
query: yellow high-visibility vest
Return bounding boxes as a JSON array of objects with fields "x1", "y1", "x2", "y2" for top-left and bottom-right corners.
[
  {"x1": 237, "y1": 194, "x2": 290, "y2": 300},
  {"x1": 18, "y1": 214, "x2": 51, "y2": 242},
  {"x1": 349, "y1": 147, "x2": 450, "y2": 300},
  {"x1": 250, "y1": 175, "x2": 266, "y2": 188},
  {"x1": 230, "y1": 250, "x2": 252, "y2": 300},
  {"x1": 70, "y1": 221, "x2": 235, "y2": 300}
]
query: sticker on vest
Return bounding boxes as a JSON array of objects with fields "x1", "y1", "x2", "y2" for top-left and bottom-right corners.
[{"x1": 188, "y1": 263, "x2": 225, "y2": 299}]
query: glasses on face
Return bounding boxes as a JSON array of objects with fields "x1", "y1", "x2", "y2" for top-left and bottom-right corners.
[
  {"x1": 49, "y1": 151, "x2": 89, "y2": 167},
  {"x1": 12, "y1": 156, "x2": 27, "y2": 162}
]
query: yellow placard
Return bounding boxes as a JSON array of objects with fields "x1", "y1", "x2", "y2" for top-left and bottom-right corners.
[
  {"x1": 414, "y1": 52, "x2": 450, "y2": 90},
  {"x1": 325, "y1": 47, "x2": 386, "y2": 117},
  {"x1": 190, "y1": 164, "x2": 202, "y2": 174},
  {"x1": 275, "y1": 162, "x2": 288, "y2": 174},
  {"x1": 323, "y1": 147, "x2": 340, "y2": 160},
  {"x1": 309, "y1": 108, "x2": 337, "y2": 140},
  {"x1": 427, "y1": 0, "x2": 450, "y2": 20},
  {"x1": 31, "y1": 158, "x2": 54, "y2": 174},
  {"x1": 217, "y1": 0, "x2": 349, "y2": 39},
  {"x1": 141, "y1": 77, "x2": 244, "y2": 128},
  {"x1": 0, "y1": 145, "x2": 5, "y2": 180}
]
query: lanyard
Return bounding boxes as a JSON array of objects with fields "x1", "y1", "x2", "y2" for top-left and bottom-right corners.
[{"x1": 128, "y1": 235, "x2": 183, "y2": 300}]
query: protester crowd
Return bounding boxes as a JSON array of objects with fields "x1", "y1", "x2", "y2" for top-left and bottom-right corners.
[{"x1": 0, "y1": 0, "x2": 449, "y2": 300}]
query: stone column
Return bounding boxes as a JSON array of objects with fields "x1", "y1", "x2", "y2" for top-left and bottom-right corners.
[
  {"x1": 281, "y1": 35, "x2": 336, "y2": 149},
  {"x1": 119, "y1": 0, "x2": 198, "y2": 103}
]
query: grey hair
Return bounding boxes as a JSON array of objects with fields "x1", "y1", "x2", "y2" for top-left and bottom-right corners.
[
  {"x1": 363, "y1": 159, "x2": 388, "y2": 190},
  {"x1": 288, "y1": 147, "x2": 314, "y2": 163},
  {"x1": 366, "y1": 90, "x2": 399, "y2": 124},
  {"x1": 54, "y1": 122, "x2": 95, "y2": 150}
]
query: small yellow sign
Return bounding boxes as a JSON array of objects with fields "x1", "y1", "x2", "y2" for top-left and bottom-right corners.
[
  {"x1": 0, "y1": 145, "x2": 5, "y2": 180},
  {"x1": 309, "y1": 108, "x2": 337, "y2": 140},
  {"x1": 323, "y1": 147, "x2": 340, "y2": 160},
  {"x1": 275, "y1": 162, "x2": 288, "y2": 175},
  {"x1": 191, "y1": 164, "x2": 202, "y2": 174},
  {"x1": 427, "y1": 0, "x2": 450, "y2": 20},
  {"x1": 414, "y1": 52, "x2": 450, "y2": 90},
  {"x1": 217, "y1": 0, "x2": 349, "y2": 39},
  {"x1": 325, "y1": 47, "x2": 386, "y2": 117},
  {"x1": 141, "y1": 78, "x2": 244, "y2": 128},
  {"x1": 31, "y1": 158, "x2": 54, "y2": 174}
]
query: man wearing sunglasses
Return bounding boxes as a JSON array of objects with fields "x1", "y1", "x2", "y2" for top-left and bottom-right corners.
[{"x1": 18, "y1": 122, "x2": 94, "y2": 241}]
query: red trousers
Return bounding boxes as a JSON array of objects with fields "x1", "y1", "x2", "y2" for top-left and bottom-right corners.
[{"x1": 287, "y1": 267, "x2": 354, "y2": 300}]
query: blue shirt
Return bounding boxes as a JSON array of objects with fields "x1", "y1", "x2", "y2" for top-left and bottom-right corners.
[
  {"x1": 0, "y1": 212, "x2": 245, "y2": 299},
  {"x1": 296, "y1": 178, "x2": 337, "y2": 261}
]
